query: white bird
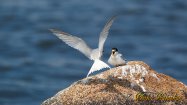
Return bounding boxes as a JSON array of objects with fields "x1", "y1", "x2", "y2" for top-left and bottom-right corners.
[
  {"x1": 50, "y1": 16, "x2": 116, "y2": 77},
  {"x1": 108, "y1": 48, "x2": 126, "y2": 67}
]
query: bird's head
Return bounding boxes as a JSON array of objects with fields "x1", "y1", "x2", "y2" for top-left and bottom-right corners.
[{"x1": 112, "y1": 48, "x2": 118, "y2": 55}]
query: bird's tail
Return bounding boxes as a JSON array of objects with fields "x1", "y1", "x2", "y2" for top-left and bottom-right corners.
[{"x1": 87, "y1": 59, "x2": 110, "y2": 77}]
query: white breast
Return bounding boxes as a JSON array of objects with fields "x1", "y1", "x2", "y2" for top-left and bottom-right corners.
[{"x1": 108, "y1": 52, "x2": 126, "y2": 66}]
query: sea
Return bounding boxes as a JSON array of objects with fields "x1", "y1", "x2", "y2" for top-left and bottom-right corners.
[{"x1": 0, "y1": 0, "x2": 187, "y2": 105}]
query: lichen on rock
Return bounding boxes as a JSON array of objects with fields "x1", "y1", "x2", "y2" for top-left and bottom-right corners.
[{"x1": 42, "y1": 61, "x2": 187, "y2": 105}]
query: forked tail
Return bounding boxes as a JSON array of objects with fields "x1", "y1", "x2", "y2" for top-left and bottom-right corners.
[{"x1": 87, "y1": 59, "x2": 110, "y2": 77}]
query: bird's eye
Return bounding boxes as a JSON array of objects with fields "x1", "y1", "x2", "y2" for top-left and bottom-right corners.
[{"x1": 102, "y1": 50, "x2": 104, "y2": 53}]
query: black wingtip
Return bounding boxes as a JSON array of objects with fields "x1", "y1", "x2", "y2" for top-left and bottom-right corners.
[
  {"x1": 49, "y1": 29, "x2": 56, "y2": 33},
  {"x1": 109, "y1": 14, "x2": 119, "y2": 20},
  {"x1": 49, "y1": 28, "x2": 71, "y2": 36},
  {"x1": 108, "y1": 15, "x2": 117, "y2": 22},
  {"x1": 49, "y1": 29, "x2": 62, "y2": 34}
]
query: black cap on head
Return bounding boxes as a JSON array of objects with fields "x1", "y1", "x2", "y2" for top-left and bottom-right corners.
[{"x1": 112, "y1": 48, "x2": 118, "y2": 51}]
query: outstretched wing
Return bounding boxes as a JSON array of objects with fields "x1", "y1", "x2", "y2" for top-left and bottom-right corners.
[
  {"x1": 98, "y1": 16, "x2": 117, "y2": 54},
  {"x1": 50, "y1": 29, "x2": 92, "y2": 59}
]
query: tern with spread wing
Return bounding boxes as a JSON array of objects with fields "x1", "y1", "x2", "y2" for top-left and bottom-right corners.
[{"x1": 50, "y1": 16, "x2": 116, "y2": 77}]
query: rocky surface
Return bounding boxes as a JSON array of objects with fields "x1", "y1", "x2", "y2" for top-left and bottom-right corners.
[{"x1": 41, "y1": 61, "x2": 187, "y2": 105}]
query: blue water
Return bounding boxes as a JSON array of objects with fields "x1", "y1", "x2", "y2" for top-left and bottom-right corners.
[{"x1": 0, "y1": 0, "x2": 187, "y2": 105}]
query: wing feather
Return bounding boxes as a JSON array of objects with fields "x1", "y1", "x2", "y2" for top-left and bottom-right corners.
[
  {"x1": 98, "y1": 16, "x2": 117, "y2": 53},
  {"x1": 50, "y1": 29, "x2": 92, "y2": 59}
]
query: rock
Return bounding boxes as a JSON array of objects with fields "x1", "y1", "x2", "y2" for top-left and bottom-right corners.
[{"x1": 42, "y1": 61, "x2": 187, "y2": 105}]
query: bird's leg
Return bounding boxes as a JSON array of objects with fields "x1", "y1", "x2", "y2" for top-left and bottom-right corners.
[{"x1": 115, "y1": 64, "x2": 119, "y2": 67}]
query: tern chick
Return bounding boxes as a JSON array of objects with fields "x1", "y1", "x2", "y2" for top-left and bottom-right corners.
[
  {"x1": 50, "y1": 16, "x2": 117, "y2": 77},
  {"x1": 108, "y1": 48, "x2": 126, "y2": 67}
]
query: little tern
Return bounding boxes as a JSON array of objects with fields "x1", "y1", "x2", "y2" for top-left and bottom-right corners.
[
  {"x1": 50, "y1": 16, "x2": 116, "y2": 77},
  {"x1": 108, "y1": 48, "x2": 126, "y2": 67}
]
